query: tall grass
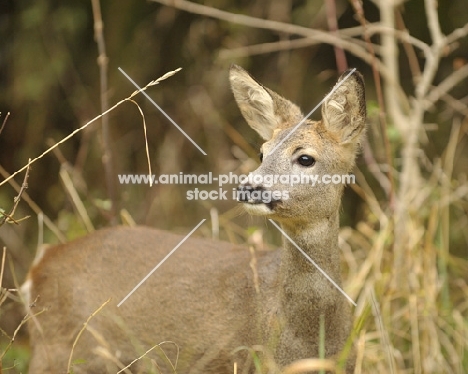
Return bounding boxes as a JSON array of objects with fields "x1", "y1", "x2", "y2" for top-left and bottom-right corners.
[{"x1": 344, "y1": 119, "x2": 468, "y2": 373}]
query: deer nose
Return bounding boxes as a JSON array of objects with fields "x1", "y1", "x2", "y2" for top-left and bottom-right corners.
[{"x1": 236, "y1": 183, "x2": 266, "y2": 203}]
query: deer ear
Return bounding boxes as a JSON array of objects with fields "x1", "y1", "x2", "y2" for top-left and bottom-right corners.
[
  {"x1": 321, "y1": 70, "x2": 366, "y2": 144},
  {"x1": 230, "y1": 65, "x2": 302, "y2": 140}
]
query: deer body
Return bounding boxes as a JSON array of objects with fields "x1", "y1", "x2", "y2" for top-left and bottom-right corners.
[{"x1": 24, "y1": 65, "x2": 365, "y2": 373}]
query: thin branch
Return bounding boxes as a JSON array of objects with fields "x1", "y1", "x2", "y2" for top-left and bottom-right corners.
[
  {"x1": 67, "y1": 298, "x2": 112, "y2": 372},
  {"x1": 325, "y1": 0, "x2": 347, "y2": 72},
  {"x1": 91, "y1": 0, "x2": 118, "y2": 222},
  {"x1": 0, "y1": 159, "x2": 31, "y2": 226},
  {"x1": 0, "y1": 247, "x2": 5, "y2": 290},
  {"x1": 150, "y1": 0, "x2": 367, "y2": 52},
  {"x1": 361, "y1": 139, "x2": 391, "y2": 197},
  {"x1": 0, "y1": 211, "x2": 19, "y2": 225},
  {"x1": 395, "y1": 10, "x2": 422, "y2": 84},
  {"x1": 339, "y1": 23, "x2": 432, "y2": 57},
  {"x1": 127, "y1": 99, "x2": 153, "y2": 187},
  {"x1": 153, "y1": 0, "x2": 413, "y2": 113},
  {"x1": 0, "y1": 112, "x2": 10, "y2": 137},
  {"x1": 445, "y1": 22, "x2": 468, "y2": 46},
  {"x1": 441, "y1": 93, "x2": 468, "y2": 117},
  {"x1": 218, "y1": 37, "x2": 378, "y2": 61},
  {"x1": 117, "y1": 341, "x2": 180, "y2": 373},
  {"x1": 424, "y1": 64, "x2": 468, "y2": 110},
  {"x1": 416, "y1": 0, "x2": 446, "y2": 100},
  {"x1": 0, "y1": 164, "x2": 66, "y2": 242},
  {"x1": 0, "y1": 307, "x2": 39, "y2": 361},
  {"x1": 350, "y1": 0, "x2": 396, "y2": 210},
  {"x1": 59, "y1": 167, "x2": 95, "y2": 233},
  {"x1": 425, "y1": 0, "x2": 445, "y2": 47}
]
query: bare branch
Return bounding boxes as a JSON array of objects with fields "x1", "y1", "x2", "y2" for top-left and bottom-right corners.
[
  {"x1": 416, "y1": 0, "x2": 446, "y2": 100},
  {"x1": 150, "y1": 0, "x2": 365, "y2": 52},
  {"x1": 441, "y1": 93, "x2": 468, "y2": 117},
  {"x1": 0, "y1": 164, "x2": 66, "y2": 242},
  {"x1": 67, "y1": 298, "x2": 112, "y2": 372},
  {"x1": 351, "y1": 0, "x2": 397, "y2": 209},
  {"x1": 0, "y1": 112, "x2": 10, "y2": 137},
  {"x1": 425, "y1": 64, "x2": 468, "y2": 110},
  {"x1": 91, "y1": 0, "x2": 118, "y2": 222},
  {"x1": 218, "y1": 37, "x2": 378, "y2": 61},
  {"x1": 325, "y1": 0, "x2": 348, "y2": 71},
  {"x1": 445, "y1": 22, "x2": 468, "y2": 46},
  {"x1": 395, "y1": 10, "x2": 422, "y2": 83},
  {"x1": 425, "y1": 0, "x2": 445, "y2": 47},
  {"x1": 0, "y1": 159, "x2": 31, "y2": 226},
  {"x1": 364, "y1": 25, "x2": 431, "y2": 58}
]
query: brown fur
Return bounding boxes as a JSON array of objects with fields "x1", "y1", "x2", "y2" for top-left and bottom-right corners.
[{"x1": 23, "y1": 65, "x2": 366, "y2": 373}]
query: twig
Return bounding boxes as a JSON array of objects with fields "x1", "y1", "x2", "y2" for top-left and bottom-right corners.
[
  {"x1": 425, "y1": 64, "x2": 468, "y2": 110},
  {"x1": 368, "y1": 286, "x2": 396, "y2": 373},
  {"x1": 154, "y1": 0, "x2": 414, "y2": 109},
  {"x1": 350, "y1": 0, "x2": 396, "y2": 210},
  {"x1": 0, "y1": 164, "x2": 66, "y2": 243},
  {"x1": 325, "y1": 0, "x2": 347, "y2": 72},
  {"x1": 0, "y1": 247, "x2": 6, "y2": 291},
  {"x1": 127, "y1": 99, "x2": 153, "y2": 187},
  {"x1": 415, "y1": 0, "x2": 446, "y2": 101},
  {"x1": 91, "y1": 0, "x2": 118, "y2": 222},
  {"x1": 441, "y1": 93, "x2": 468, "y2": 117},
  {"x1": 425, "y1": 0, "x2": 445, "y2": 47},
  {"x1": 0, "y1": 112, "x2": 10, "y2": 137},
  {"x1": 445, "y1": 22, "x2": 468, "y2": 46},
  {"x1": 218, "y1": 38, "x2": 333, "y2": 60},
  {"x1": 0, "y1": 159, "x2": 31, "y2": 226},
  {"x1": 67, "y1": 298, "x2": 112, "y2": 372},
  {"x1": 439, "y1": 118, "x2": 461, "y2": 312},
  {"x1": 395, "y1": 10, "x2": 422, "y2": 84},
  {"x1": 0, "y1": 211, "x2": 19, "y2": 225},
  {"x1": 152, "y1": 0, "x2": 336, "y2": 37},
  {"x1": 151, "y1": 0, "x2": 371, "y2": 59},
  {"x1": 361, "y1": 139, "x2": 391, "y2": 197},
  {"x1": 221, "y1": 35, "x2": 386, "y2": 77},
  {"x1": 350, "y1": 24, "x2": 431, "y2": 58},
  {"x1": 394, "y1": 0, "x2": 449, "y2": 283},
  {"x1": 0, "y1": 307, "x2": 39, "y2": 361},
  {"x1": 117, "y1": 341, "x2": 180, "y2": 373},
  {"x1": 59, "y1": 167, "x2": 95, "y2": 232}
]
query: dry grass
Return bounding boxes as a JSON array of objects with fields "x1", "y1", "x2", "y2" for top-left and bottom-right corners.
[{"x1": 342, "y1": 127, "x2": 468, "y2": 373}]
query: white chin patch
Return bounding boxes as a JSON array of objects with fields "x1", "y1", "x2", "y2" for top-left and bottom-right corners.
[{"x1": 242, "y1": 203, "x2": 273, "y2": 216}]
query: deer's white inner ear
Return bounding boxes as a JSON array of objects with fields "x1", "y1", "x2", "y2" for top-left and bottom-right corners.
[
  {"x1": 322, "y1": 87, "x2": 350, "y2": 137},
  {"x1": 321, "y1": 73, "x2": 366, "y2": 144},
  {"x1": 230, "y1": 68, "x2": 279, "y2": 141}
]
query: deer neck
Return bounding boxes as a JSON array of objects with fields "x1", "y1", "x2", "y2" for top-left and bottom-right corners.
[
  {"x1": 276, "y1": 212, "x2": 343, "y2": 336},
  {"x1": 279, "y1": 211, "x2": 341, "y2": 279}
]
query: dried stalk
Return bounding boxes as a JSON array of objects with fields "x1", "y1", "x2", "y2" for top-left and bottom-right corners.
[{"x1": 91, "y1": 0, "x2": 118, "y2": 222}]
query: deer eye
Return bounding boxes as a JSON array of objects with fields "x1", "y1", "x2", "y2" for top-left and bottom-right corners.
[
  {"x1": 297, "y1": 155, "x2": 315, "y2": 167},
  {"x1": 259, "y1": 152, "x2": 264, "y2": 162}
]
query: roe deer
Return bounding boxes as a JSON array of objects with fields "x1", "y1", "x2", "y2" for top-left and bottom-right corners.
[{"x1": 23, "y1": 65, "x2": 366, "y2": 373}]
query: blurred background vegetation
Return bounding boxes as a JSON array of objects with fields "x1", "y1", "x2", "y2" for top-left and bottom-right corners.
[{"x1": 0, "y1": 0, "x2": 467, "y2": 372}]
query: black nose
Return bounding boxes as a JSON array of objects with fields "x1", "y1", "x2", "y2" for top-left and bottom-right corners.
[{"x1": 236, "y1": 183, "x2": 265, "y2": 203}]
